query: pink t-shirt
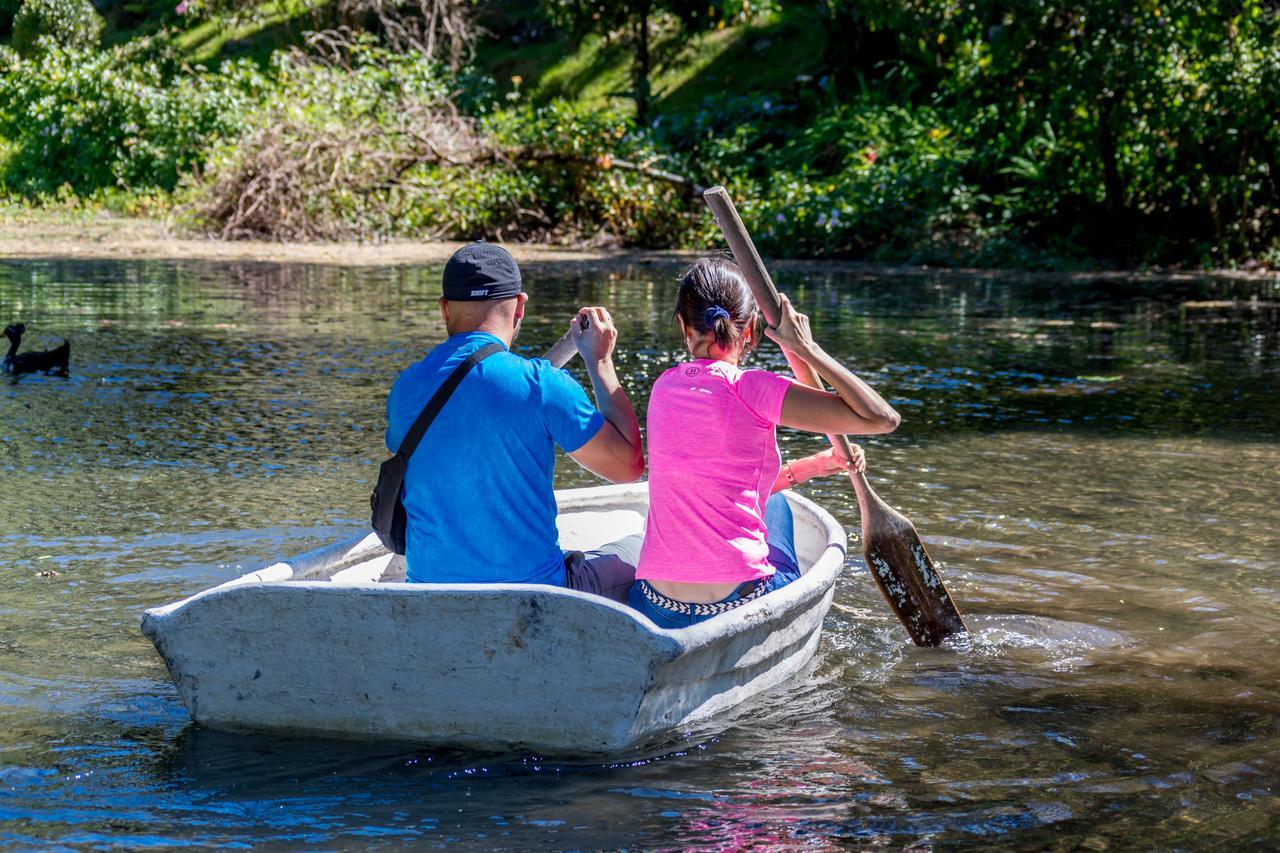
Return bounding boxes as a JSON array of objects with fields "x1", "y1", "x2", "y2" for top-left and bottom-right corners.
[{"x1": 637, "y1": 359, "x2": 795, "y2": 584}]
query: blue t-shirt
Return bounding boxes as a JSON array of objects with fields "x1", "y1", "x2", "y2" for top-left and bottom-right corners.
[{"x1": 385, "y1": 331, "x2": 605, "y2": 585}]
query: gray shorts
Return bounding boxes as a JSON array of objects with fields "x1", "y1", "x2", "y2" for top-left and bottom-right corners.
[{"x1": 563, "y1": 533, "x2": 643, "y2": 604}]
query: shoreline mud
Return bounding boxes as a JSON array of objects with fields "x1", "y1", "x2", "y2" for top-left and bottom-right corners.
[{"x1": 1, "y1": 215, "x2": 1275, "y2": 283}]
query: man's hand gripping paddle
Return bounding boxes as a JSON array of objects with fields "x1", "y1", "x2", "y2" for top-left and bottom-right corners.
[{"x1": 703, "y1": 186, "x2": 967, "y2": 647}]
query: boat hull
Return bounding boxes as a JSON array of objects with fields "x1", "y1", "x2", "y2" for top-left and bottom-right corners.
[{"x1": 141, "y1": 484, "x2": 847, "y2": 753}]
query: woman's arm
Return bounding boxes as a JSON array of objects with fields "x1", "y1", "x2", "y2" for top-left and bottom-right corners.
[
  {"x1": 766, "y1": 295, "x2": 901, "y2": 436},
  {"x1": 770, "y1": 445, "x2": 866, "y2": 493}
]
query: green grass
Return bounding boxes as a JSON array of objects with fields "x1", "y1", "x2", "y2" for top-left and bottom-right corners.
[
  {"x1": 532, "y1": 33, "x2": 633, "y2": 105},
  {"x1": 96, "y1": 0, "x2": 318, "y2": 65},
  {"x1": 654, "y1": 12, "x2": 828, "y2": 112},
  {"x1": 88, "y1": 0, "x2": 827, "y2": 116},
  {"x1": 473, "y1": 7, "x2": 830, "y2": 119},
  {"x1": 174, "y1": 0, "x2": 321, "y2": 65}
]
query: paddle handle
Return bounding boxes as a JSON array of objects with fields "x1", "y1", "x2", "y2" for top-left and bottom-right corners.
[
  {"x1": 702, "y1": 187, "x2": 862, "y2": 466},
  {"x1": 703, "y1": 187, "x2": 785, "y2": 324}
]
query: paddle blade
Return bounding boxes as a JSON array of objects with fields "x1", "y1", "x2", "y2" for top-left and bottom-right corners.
[{"x1": 858, "y1": 493, "x2": 967, "y2": 647}]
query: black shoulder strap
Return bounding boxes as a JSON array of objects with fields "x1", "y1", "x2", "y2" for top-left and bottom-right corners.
[{"x1": 397, "y1": 341, "x2": 504, "y2": 459}]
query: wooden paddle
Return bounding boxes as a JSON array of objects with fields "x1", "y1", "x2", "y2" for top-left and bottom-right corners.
[
  {"x1": 543, "y1": 314, "x2": 587, "y2": 368},
  {"x1": 544, "y1": 328, "x2": 577, "y2": 368},
  {"x1": 703, "y1": 186, "x2": 967, "y2": 647}
]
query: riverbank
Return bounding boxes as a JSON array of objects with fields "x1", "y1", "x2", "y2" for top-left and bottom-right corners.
[{"x1": 1, "y1": 215, "x2": 1275, "y2": 284}]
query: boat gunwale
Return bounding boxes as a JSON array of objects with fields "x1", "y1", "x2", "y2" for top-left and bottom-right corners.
[{"x1": 141, "y1": 486, "x2": 848, "y2": 656}]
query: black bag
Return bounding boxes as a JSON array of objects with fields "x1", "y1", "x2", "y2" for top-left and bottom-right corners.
[{"x1": 370, "y1": 342, "x2": 503, "y2": 554}]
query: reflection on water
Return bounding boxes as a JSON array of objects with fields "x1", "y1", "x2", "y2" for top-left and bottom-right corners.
[{"x1": 1, "y1": 259, "x2": 1278, "y2": 848}]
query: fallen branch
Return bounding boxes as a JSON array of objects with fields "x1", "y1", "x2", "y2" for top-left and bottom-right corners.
[{"x1": 184, "y1": 42, "x2": 703, "y2": 243}]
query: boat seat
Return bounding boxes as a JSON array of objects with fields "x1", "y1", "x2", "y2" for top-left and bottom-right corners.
[
  {"x1": 556, "y1": 509, "x2": 646, "y2": 552},
  {"x1": 328, "y1": 509, "x2": 646, "y2": 584},
  {"x1": 330, "y1": 553, "x2": 396, "y2": 584}
]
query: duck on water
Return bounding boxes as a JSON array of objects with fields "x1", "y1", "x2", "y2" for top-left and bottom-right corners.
[{"x1": 3, "y1": 323, "x2": 70, "y2": 379}]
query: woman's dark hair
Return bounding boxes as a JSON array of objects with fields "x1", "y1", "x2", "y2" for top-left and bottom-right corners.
[{"x1": 675, "y1": 257, "x2": 761, "y2": 354}]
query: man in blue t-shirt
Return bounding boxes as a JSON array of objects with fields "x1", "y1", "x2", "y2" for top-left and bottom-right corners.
[{"x1": 385, "y1": 242, "x2": 645, "y2": 600}]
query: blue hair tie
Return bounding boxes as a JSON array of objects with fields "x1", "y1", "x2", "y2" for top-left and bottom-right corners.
[{"x1": 703, "y1": 305, "x2": 731, "y2": 328}]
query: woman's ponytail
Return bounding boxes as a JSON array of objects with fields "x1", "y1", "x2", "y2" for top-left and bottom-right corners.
[{"x1": 703, "y1": 304, "x2": 734, "y2": 351}]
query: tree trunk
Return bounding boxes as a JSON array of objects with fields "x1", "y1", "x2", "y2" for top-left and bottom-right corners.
[
  {"x1": 633, "y1": 2, "x2": 652, "y2": 127},
  {"x1": 1097, "y1": 93, "x2": 1131, "y2": 253},
  {"x1": 1098, "y1": 99, "x2": 1124, "y2": 222}
]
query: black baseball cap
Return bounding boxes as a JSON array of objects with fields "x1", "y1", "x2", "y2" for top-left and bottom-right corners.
[{"x1": 442, "y1": 241, "x2": 523, "y2": 301}]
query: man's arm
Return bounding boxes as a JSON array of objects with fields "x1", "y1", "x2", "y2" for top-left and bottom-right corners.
[{"x1": 566, "y1": 307, "x2": 645, "y2": 483}]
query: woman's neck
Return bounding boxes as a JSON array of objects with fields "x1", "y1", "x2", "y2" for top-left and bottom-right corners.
[{"x1": 689, "y1": 343, "x2": 741, "y2": 365}]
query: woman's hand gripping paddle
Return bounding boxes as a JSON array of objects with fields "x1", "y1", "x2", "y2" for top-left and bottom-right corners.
[{"x1": 702, "y1": 186, "x2": 967, "y2": 647}]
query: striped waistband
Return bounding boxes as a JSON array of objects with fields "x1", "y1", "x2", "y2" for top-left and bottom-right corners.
[{"x1": 638, "y1": 578, "x2": 768, "y2": 617}]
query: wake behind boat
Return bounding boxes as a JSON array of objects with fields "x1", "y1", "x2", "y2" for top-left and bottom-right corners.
[{"x1": 141, "y1": 483, "x2": 847, "y2": 753}]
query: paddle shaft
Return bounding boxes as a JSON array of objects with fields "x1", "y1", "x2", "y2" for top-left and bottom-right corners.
[
  {"x1": 702, "y1": 185, "x2": 967, "y2": 646},
  {"x1": 543, "y1": 315, "x2": 588, "y2": 368},
  {"x1": 544, "y1": 329, "x2": 577, "y2": 368}
]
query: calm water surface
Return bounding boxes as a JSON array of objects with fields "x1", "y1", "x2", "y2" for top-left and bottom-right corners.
[{"x1": 1, "y1": 258, "x2": 1278, "y2": 849}]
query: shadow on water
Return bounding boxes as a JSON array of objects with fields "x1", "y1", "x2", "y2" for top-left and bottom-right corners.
[{"x1": 2, "y1": 258, "x2": 1279, "y2": 848}]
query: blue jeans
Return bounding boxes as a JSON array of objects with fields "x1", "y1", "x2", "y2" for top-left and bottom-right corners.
[{"x1": 628, "y1": 493, "x2": 801, "y2": 629}]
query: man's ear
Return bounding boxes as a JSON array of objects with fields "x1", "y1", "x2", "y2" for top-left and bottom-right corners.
[
  {"x1": 439, "y1": 296, "x2": 450, "y2": 328},
  {"x1": 513, "y1": 293, "x2": 528, "y2": 322}
]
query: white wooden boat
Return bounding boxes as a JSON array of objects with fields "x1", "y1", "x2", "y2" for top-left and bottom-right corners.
[{"x1": 141, "y1": 484, "x2": 847, "y2": 753}]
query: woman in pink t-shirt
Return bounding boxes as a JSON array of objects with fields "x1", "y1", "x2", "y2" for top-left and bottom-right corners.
[{"x1": 630, "y1": 258, "x2": 902, "y2": 628}]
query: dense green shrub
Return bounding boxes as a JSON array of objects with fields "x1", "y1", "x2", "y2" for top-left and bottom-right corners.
[
  {"x1": 812, "y1": 0, "x2": 1280, "y2": 263},
  {"x1": 391, "y1": 97, "x2": 977, "y2": 257},
  {"x1": 478, "y1": 101, "x2": 698, "y2": 245},
  {"x1": 11, "y1": 0, "x2": 103, "y2": 56},
  {"x1": 670, "y1": 101, "x2": 980, "y2": 260},
  {"x1": 0, "y1": 40, "x2": 270, "y2": 193},
  {"x1": 6, "y1": 0, "x2": 1277, "y2": 266}
]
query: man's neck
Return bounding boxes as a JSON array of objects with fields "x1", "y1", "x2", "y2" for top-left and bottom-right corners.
[{"x1": 450, "y1": 321, "x2": 513, "y2": 348}]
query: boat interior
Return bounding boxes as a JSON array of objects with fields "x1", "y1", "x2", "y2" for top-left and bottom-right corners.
[
  {"x1": 226, "y1": 509, "x2": 650, "y2": 587},
  {"x1": 217, "y1": 488, "x2": 831, "y2": 592}
]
